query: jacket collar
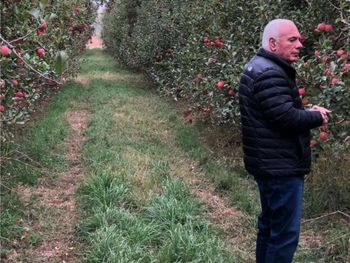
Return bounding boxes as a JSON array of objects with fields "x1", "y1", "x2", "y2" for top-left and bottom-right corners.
[{"x1": 257, "y1": 48, "x2": 296, "y2": 81}]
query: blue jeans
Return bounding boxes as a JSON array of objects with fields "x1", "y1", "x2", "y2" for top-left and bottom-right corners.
[{"x1": 255, "y1": 177, "x2": 304, "y2": 263}]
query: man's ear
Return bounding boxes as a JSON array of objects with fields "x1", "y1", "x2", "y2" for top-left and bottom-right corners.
[{"x1": 269, "y1": 37, "x2": 277, "y2": 52}]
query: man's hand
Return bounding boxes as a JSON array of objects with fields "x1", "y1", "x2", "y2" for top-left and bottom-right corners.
[
  {"x1": 309, "y1": 105, "x2": 331, "y2": 124},
  {"x1": 310, "y1": 105, "x2": 331, "y2": 115}
]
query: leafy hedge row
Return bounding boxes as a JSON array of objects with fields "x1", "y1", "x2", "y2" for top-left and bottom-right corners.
[
  {"x1": 103, "y1": 0, "x2": 349, "y2": 148},
  {"x1": 0, "y1": 0, "x2": 96, "y2": 141}
]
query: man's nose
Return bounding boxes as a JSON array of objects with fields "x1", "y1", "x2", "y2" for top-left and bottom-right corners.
[{"x1": 296, "y1": 40, "x2": 303, "y2": 49}]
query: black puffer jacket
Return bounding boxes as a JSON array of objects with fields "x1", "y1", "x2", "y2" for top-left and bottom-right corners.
[{"x1": 239, "y1": 48, "x2": 323, "y2": 178}]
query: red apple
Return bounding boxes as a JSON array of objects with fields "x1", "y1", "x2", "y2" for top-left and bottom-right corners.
[
  {"x1": 37, "y1": 48, "x2": 45, "y2": 56},
  {"x1": 342, "y1": 63, "x2": 350, "y2": 72},
  {"x1": 227, "y1": 88, "x2": 234, "y2": 96},
  {"x1": 216, "y1": 81, "x2": 225, "y2": 89},
  {"x1": 324, "y1": 24, "x2": 333, "y2": 32},
  {"x1": 15, "y1": 91, "x2": 25, "y2": 98},
  {"x1": 319, "y1": 131, "x2": 329, "y2": 140},
  {"x1": 298, "y1": 88, "x2": 305, "y2": 96},
  {"x1": 203, "y1": 37, "x2": 209, "y2": 44},
  {"x1": 74, "y1": 7, "x2": 81, "y2": 13},
  {"x1": 12, "y1": 79, "x2": 19, "y2": 86},
  {"x1": 203, "y1": 107, "x2": 211, "y2": 113},
  {"x1": 0, "y1": 104, "x2": 5, "y2": 112},
  {"x1": 310, "y1": 139, "x2": 317, "y2": 147},
  {"x1": 314, "y1": 50, "x2": 321, "y2": 57},
  {"x1": 0, "y1": 45, "x2": 11, "y2": 56},
  {"x1": 337, "y1": 49, "x2": 346, "y2": 57},
  {"x1": 37, "y1": 30, "x2": 45, "y2": 36},
  {"x1": 340, "y1": 52, "x2": 348, "y2": 60},
  {"x1": 324, "y1": 68, "x2": 333, "y2": 77},
  {"x1": 38, "y1": 22, "x2": 48, "y2": 31},
  {"x1": 316, "y1": 23, "x2": 326, "y2": 31},
  {"x1": 214, "y1": 39, "x2": 223, "y2": 47},
  {"x1": 330, "y1": 78, "x2": 338, "y2": 85}
]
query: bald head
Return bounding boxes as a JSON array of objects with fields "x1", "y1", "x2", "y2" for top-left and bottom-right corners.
[
  {"x1": 262, "y1": 19, "x2": 296, "y2": 49},
  {"x1": 261, "y1": 19, "x2": 303, "y2": 63}
]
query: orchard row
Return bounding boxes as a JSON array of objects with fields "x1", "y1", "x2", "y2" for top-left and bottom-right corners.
[{"x1": 0, "y1": 0, "x2": 96, "y2": 142}]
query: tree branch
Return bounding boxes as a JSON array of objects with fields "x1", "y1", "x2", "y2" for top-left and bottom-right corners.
[
  {"x1": 0, "y1": 34, "x2": 62, "y2": 86},
  {"x1": 302, "y1": 210, "x2": 350, "y2": 225}
]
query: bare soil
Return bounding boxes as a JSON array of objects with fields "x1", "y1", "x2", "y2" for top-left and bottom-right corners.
[
  {"x1": 86, "y1": 35, "x2": 103, "y2": 49},
  {"x1": 187, "y1": 170, "x2": 256, "y2": 262}
]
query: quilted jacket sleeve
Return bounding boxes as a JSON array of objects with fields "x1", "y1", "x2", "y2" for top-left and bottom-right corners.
[{"x1": 253, "y1": 69, "x2": 323, "y2": 132}]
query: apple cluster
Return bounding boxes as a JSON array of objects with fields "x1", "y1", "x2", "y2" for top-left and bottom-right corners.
[
  {"x1": 203, "y1": 37, "x2": 224, "y2": 48},
  {"x1": 297, "y1": 23, "x2": 350, "y2": 148}
]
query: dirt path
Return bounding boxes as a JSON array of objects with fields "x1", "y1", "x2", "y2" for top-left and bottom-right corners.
[
  {"x1": 86, "y1": 35, "x2": 103, "y2": 49},
  {"x1": 171, "y1": 161, "x2": 256, "y2": 262},
  {"x1": 192, "y1": 185, "x2": 255, "y2": 262},
  {"x1": 16, "y1": 110, "x2": 89, "y2": 262}
]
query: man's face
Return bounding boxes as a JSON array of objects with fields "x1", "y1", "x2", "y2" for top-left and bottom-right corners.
[{"x1": 271, "y1": 23, "x2": 303, "y2": 63}]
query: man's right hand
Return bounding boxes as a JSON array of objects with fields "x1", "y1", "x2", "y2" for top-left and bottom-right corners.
[{"x1": 309, "y1": 105, "x2": 331, "y2": 125}]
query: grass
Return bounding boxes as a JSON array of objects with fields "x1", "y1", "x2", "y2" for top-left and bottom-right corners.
[
  {"x1": 304, "y1": 145, "x2": 350, "y2": 217},
  {"x1": 76, "y1": 49, "x2": 240, "y2": 262}
]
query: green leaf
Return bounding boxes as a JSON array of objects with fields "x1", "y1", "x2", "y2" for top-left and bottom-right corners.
[
  {"x1": 330, "y1": 61, "x2": 337, "y2": 71},
  {"x1": 14, "y1": 6, "x2": 20, "y2": 14},
  {"x1": 29, "y1": 8, "x2": 41, "y2": 19},
  {"x1": 48, "y1": 13, "x2": 58, "y2": 20},
  {"x1": 54, "y1": 51, "x2": 68, "y2": 75},
  {"x1": 39, "y1": 0, "x2": 49, "y2": 10}
]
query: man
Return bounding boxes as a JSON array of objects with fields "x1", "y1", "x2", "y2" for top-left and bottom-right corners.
[{"x1": 238, "y1": 19, "x2": 330, "y2": 263}]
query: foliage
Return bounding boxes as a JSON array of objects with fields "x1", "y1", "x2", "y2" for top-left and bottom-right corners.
[
  {"x1": 103, "y1": 0, "x2": 350, "y2": 143},
  {"x1": 0, "y1": 0, "x2": 97, "y2": 142}
]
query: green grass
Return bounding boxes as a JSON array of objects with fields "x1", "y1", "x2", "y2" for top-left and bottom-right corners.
[
  {"x1": 78, "y1": 170, "x2": 135, "y2": 212},
  {"x1": 76, "y1": 50, "x2": 240, "y2": 262}
]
